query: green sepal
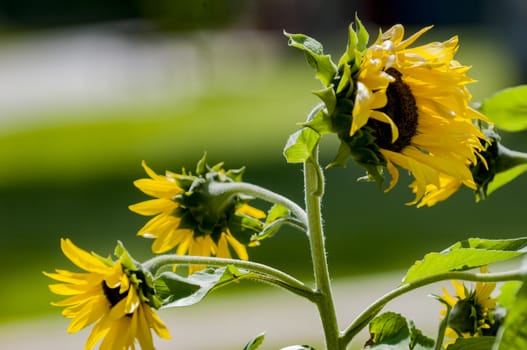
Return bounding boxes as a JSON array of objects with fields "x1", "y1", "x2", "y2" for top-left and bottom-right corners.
[
  {"x1": 326, "y1": 141, "x2": 352, "y2": 169},
  {"x1": 114, "y1": 241, "x2": 138, "y2": 271},
  {"x1": 243, "y1": 332, "x2": 266, "y2": 350},
  {"x1": 311, "y1": 86, "x2": 337, "y2": 118},
  {"x1": 446, "y1": 337, "x2": 496, "y2": 350},
  {"x1": 113, "y1": 241, "x2": 163, "y2": 308},
  {"x1": 336, "y1": 62, "x2": 353, "y2": 97},
  {"x1": 225, "y1": 166, "x2": 246, "y2": 182},
  {"x1": 402, "y1": 238, "x2": 527, "y2": 284},
  {"x1": 493, "y1": 280, "x2": 527, "y2": 349},
  {"x1": 284, "y1": 31, "x2": 337, "y2": 87},
  {"x1": 250, "y1": 204, "x2": 295, "y2": 244},
  {"x1": 335, "y1": 18, "x2": 367, "y2": 100},
  {"x1": 196, "y1": 152, "x2": 208, "y2": 176},
  {"x1": 155, "y1": 265, "x2": 253, "y2": 308},
  {"x1": 174, "y1": 174, "x2": 197, "y2": 191},
  {"x1": 283, "y1": 127, "x2": 320, "y2": 163},
  {"x1": 480, "y1": 85, "x2": 527, "y2": 132},
  {"x1": 365, "y1": 312, "x2": 434, "y2": 349},
  {"x1": 328, "y1": 126, "x2": 386, "y2": 187},
  {"x1": 354, "y1": 15, "x2": 370, "y2": 52},
  {"x1": 301, "y1": 107, "x2": 334, "y2": 135}
]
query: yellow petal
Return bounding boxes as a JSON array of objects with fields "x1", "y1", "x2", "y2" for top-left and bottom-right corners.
[
  {"x1": 129, "y1": 198, "x2": 176, "y2": 216},
  {"x1": 225, "y1": 232, "x2": 249, "y2": 261},
  {"x1": 235, "y1": 204, "x2": 266, "y2": 219},
  {"x1": 60, "y1": 239, "x2": 111, "y2": 274}
]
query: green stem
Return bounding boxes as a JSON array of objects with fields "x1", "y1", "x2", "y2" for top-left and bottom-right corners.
[
  {"x1": 305, "y1": 157, "x2": 341, "y2": 349},
  {"x1": 207, "y1": 181, "x2": 308, "y2": 227},
  {"x1": 434, "y1": 303, "x2": 451, "y2": 350},
  {"x1": 497, "y1": 143, "x2": 527, "y2": 170},
  {"x1": 340, "y1": 268, "x2": 526, "y2": 347},
  {"x1": 143, "y1": 254, "x2": 316, "y2": 300}
]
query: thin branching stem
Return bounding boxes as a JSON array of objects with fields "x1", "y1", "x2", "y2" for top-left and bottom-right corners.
[
  {"x1": 143, "y1": 254, "x2": 317, "y2": 301},
  {"x1": 339, "y1": 268, "x2": 527, "y2": 347}
]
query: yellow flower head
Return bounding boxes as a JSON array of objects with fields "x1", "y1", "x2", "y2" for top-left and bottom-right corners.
[
  {"x1": 44, "y1": 239, "x2": 170, "y2": 350},
  {"x1": 351, "y1": 24, "x2": 488, "y2": 206},
  {"x1": 129, "y1": 156, "x2": 266, "y2": 273},
  {"x1": 439, "y1": 266, "x2": 497, "y2": 343}
]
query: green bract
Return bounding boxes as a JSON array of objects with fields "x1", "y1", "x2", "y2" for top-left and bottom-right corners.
[
  {"x1": 114, "y1": 241, "x2": 163, "y2": 309},
  {"x1": 171, "y1": 153, "x2": 264, "y2": 245},
  {"x1": 283, "y1": 16, "x2": 387, "y2": 185}
]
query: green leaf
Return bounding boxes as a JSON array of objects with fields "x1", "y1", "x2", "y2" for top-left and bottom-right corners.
[
  {"x1": 284, "y1": 31, "x2": 337, "y2": 86},
  {"x1": 497, "y1": 281, "x2": 522, "y2": 309},
  {"x1": 409, "y1": 321, "x2": 435, "y2": 349},
  {"x1": 480, "y1": 85, "x2": 527, "y2": 132},
  {"x1": 445, "y1": 336, "x2": 495, "y2": 350},
  {"x1": 403, "y1": 249, "x2": 522, "y2": 284},
  {"x1": 280, "y1": 346, "x2": 316, "y2": 350},
  {"x1": 402, "y1": 237, "x2": 527, "y2": 284},
  {"x1": 445, "y1": 237, "x2": 527, "y2": 252},
  {"x1": 243, "y1": 332, "x2": 265, "y2": 350},
  {"x1": 283, "y1": 127, "x2": 320, "y2": 163},
  {"x1": 487, "y1": 163, "x2": 527, "y2": 196},
  {"x1": 155, "y1": 266, "x2": 253, "y2": 308},
  {"x1": 366, "y1": 312, "x2": 410, "y2": 348},
  {"x1": 493, "y1": 281, "x2": 527, "y2": 349}
]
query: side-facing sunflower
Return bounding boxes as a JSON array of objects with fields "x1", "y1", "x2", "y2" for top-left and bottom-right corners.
[
  {"x1": 439, "y1": 266, "x2": 498, "y2": 344},
  {"x1": 129, "y1": 157, "x2": 266, "y2": 273},
  {"x1": 348, "y1": 24, "x2": 488, "y2": 207},
  {"x1": 44, "y1": 239, "x2": 170, "y2": 350}
]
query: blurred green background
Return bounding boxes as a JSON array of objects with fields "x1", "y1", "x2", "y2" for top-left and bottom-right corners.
[{"x1": 1, "y1": 0, "x2": 527, "y2": 334}]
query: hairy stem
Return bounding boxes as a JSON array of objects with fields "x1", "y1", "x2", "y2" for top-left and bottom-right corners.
[
  {"x1": 305, "y1": 157, "x2": 341, "y2": 349},
  {"x1": 143, "y1": 254, "x2": 316, "y2": 300},
  {"x1": 207, "y1": 181, "x2": 308, "y2": 228}
]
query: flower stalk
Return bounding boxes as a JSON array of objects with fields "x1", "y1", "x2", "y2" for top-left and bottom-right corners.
[
  {"x1": 143, "y1": 254, "x2": 316, "y2": 300},
  {"x1": 206, "y1": 181, "x2": 308, "y2": 228},
  {"x1": 302, "y1": 105, "x2": 341, "y2": 349}
]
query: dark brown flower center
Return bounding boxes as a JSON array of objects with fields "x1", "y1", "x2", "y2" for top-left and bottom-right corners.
[
  {"x1": 367, "y1": 67, "x2": 419, "y2": 152},
  {"x1": 102, "y1": 281, "x2": 128, "y2": 308}
]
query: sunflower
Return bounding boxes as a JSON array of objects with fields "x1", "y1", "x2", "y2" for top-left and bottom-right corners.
[
  {"x1": 349, "y1": 24, "x2": 488, "y2": 207},
  {"x1": 129, "y1": 160, "x2": 266, "y2": 273},
  {"x1": 439, "y1": 266, "x2": 497, "y2": 344},
  {"x1": 44, "y1": 239, "x2": 170, "y2": 350}
]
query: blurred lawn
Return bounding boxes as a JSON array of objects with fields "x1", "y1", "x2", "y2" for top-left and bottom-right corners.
[{"x1": 2, "y1": 31, "x2": 527, "y2": 324}]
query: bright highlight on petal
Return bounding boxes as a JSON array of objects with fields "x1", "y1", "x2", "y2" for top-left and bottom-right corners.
[{"x1": 45, "y1": 239, "x2": 170, "y2": 350}]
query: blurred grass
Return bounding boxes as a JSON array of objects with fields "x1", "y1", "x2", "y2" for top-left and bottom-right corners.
[{"x1": 1, "y1": 30, "x2": 527, "y2": 325}]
